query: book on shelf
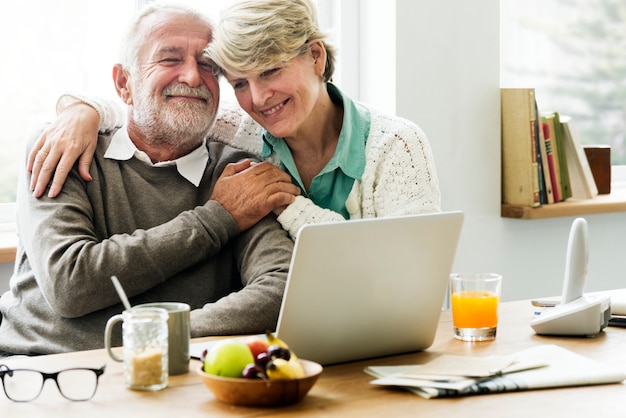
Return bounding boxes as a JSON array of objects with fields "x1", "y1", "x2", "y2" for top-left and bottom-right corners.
[
  {"x1": 555, "y1": 113, "x2": 573, "y2": 200},
  {"x1": 541, "y1": 119, "x2": 562, "y2": 202},
  {"x1": 543, "y1": 112, "x2": 573, "y2": 201},
  {"x1": 560, "y1": 115, "x2": 599, "y2": 199},
  {"x1": 501, "y1": 88, "x2": 541, "y2": 208},
  {"x1": 533, "y1": 101, "x2": 550, "y2": 204},
  {"x1": 536, "y1": 116, "x2": 554, "y2": 204}
]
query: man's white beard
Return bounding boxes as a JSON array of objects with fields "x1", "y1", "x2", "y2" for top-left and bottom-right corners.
[{"x1": 132, "y1": 82, "x2": 216, "y2": 149}]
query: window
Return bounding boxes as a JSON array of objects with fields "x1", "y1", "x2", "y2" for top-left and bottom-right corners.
[
  {"x1": 0, "y1": 0, "x2": 134, "y2": 221},
  {"x1": 500, "y1": 0, "x2": 626, "y2": 167},
  {"x1": 0, "y1": 0, "x2": 344, "y2": 223}
]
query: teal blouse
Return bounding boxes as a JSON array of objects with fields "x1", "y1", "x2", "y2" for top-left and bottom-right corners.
[{"x1": 261, "y1": 83, "x2": 371, "y2": 219}]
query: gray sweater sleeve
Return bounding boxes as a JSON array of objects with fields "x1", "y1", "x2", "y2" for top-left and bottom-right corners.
[
  {"x1": 189, "y1": 215, "x2": 293, "y2": 337},
  {"x1": 17, "y1": 171, "x2": 238, "y2": 318}
]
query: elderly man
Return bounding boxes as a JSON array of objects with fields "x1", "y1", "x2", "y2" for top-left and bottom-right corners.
[{"x1": 0, "y1": 3, "x2": 299, "y2": 357}]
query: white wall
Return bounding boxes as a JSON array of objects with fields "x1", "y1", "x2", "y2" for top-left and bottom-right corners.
[{"x1": 374, "y1": 0, "x2": 626, "y2": 302}]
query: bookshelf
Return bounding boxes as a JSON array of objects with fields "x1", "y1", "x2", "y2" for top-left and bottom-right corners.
[
  {"x1": 501, "y1": 187, "x2": 626, "y2": 219},
  {"x1": 500, "y1": 88, "x2": 617, "y2": 219}
]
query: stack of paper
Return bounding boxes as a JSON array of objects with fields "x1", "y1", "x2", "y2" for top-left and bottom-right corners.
[{"x1": 365, "y1": 345, "x2": 625, "y2": 399}]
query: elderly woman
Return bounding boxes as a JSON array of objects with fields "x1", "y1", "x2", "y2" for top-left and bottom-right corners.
[{"x1": 29, "y1": 0, "x2": 440, "y2": 239}]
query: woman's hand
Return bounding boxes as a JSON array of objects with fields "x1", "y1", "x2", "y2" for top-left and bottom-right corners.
[{"x1": 28, "y1": 103, "x2": 100, "y2": 198}]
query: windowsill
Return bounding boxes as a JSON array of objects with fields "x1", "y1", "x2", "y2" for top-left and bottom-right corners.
[
  {"x1": 501, "y1": 186, "x2": 626, "y2": 219},
  {"x1": 0, "y1": 224, "x2": 17, "y2": 264}
]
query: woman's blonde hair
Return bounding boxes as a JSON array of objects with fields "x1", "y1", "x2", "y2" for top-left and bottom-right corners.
[{"x1": 207, "y1": 0, "x2": 336, "y2": 82}]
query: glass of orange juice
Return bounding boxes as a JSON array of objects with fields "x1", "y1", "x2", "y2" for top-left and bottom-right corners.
[{"x1": 450, "y1": 273, "x2": 502, "y2": 341}]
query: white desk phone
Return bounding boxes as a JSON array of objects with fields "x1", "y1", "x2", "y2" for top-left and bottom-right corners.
[{"x1": 530, "y1": 218, "x2": 611, "y2": 337}]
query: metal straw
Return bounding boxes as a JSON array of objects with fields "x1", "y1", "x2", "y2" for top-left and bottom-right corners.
[{"x1": 110, "y1": 276, "x2": 132, "y2": 311}]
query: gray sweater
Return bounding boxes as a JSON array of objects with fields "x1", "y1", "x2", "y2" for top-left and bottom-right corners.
[{"x1": 0, "y1": 128, "x2": 293, "y2": 355}]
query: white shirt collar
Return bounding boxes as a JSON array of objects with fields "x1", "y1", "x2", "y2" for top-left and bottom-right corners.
[{"x1": 105, "y1": 127, "x2": 209, "y2": 187}]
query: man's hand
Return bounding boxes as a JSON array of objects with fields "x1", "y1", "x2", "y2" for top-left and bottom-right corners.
[
  {"x1": 211, "y1": 160, "x2": 301, "y2": 231},
  {"x1": 28, "y1": 103, "x2": 100, "y2": 198}
]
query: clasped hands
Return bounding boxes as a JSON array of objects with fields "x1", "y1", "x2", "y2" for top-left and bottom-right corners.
[{"x1": 210, "y1": 159, "x2": 300, "y2": 231}]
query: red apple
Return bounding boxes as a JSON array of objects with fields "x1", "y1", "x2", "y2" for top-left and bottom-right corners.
[{"x1": 244, "y1": 337, "x2": 269, "y2": 359}]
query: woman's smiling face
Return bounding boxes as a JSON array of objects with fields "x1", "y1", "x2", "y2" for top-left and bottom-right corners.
[{"x1": 225, "y1": 42, "x2": 327, "y2": 140}]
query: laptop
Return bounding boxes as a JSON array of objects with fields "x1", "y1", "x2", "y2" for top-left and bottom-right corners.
[
  {"x1": 190, "y1": 211, "x2": 464, "y2": 365},
  {"x1": 275, "y1": 211, "x2": 464, "y2": 365}
]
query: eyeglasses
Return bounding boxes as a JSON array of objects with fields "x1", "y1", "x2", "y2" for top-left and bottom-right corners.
[{"x1": 0, "y1": 364, "x2": 105, "y2": 402}]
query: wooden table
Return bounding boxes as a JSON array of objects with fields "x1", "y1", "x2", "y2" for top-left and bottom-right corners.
[{"x1": 2, "y1": 293, "x2": 625, "y2": 417}]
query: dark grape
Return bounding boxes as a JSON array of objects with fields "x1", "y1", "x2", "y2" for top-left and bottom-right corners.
[
  {"x1": 255, "y1": 351, "x2": 271, "y2": 369},
  {"x1": 242, "y1": 363, "x2": 263, "y2": 379},
  {"x1": 267, "y1": 344, "x2": 291, "y2": 361}
]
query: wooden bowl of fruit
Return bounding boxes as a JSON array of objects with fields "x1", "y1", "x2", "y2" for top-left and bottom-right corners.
[{"x1": 197, "y1": 333, "x2": 323, "y2": 406}]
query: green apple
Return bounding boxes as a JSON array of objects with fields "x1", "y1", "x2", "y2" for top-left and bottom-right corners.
[{"x1": 203, "y1": 340, "x2": 255, "y2": 378}]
